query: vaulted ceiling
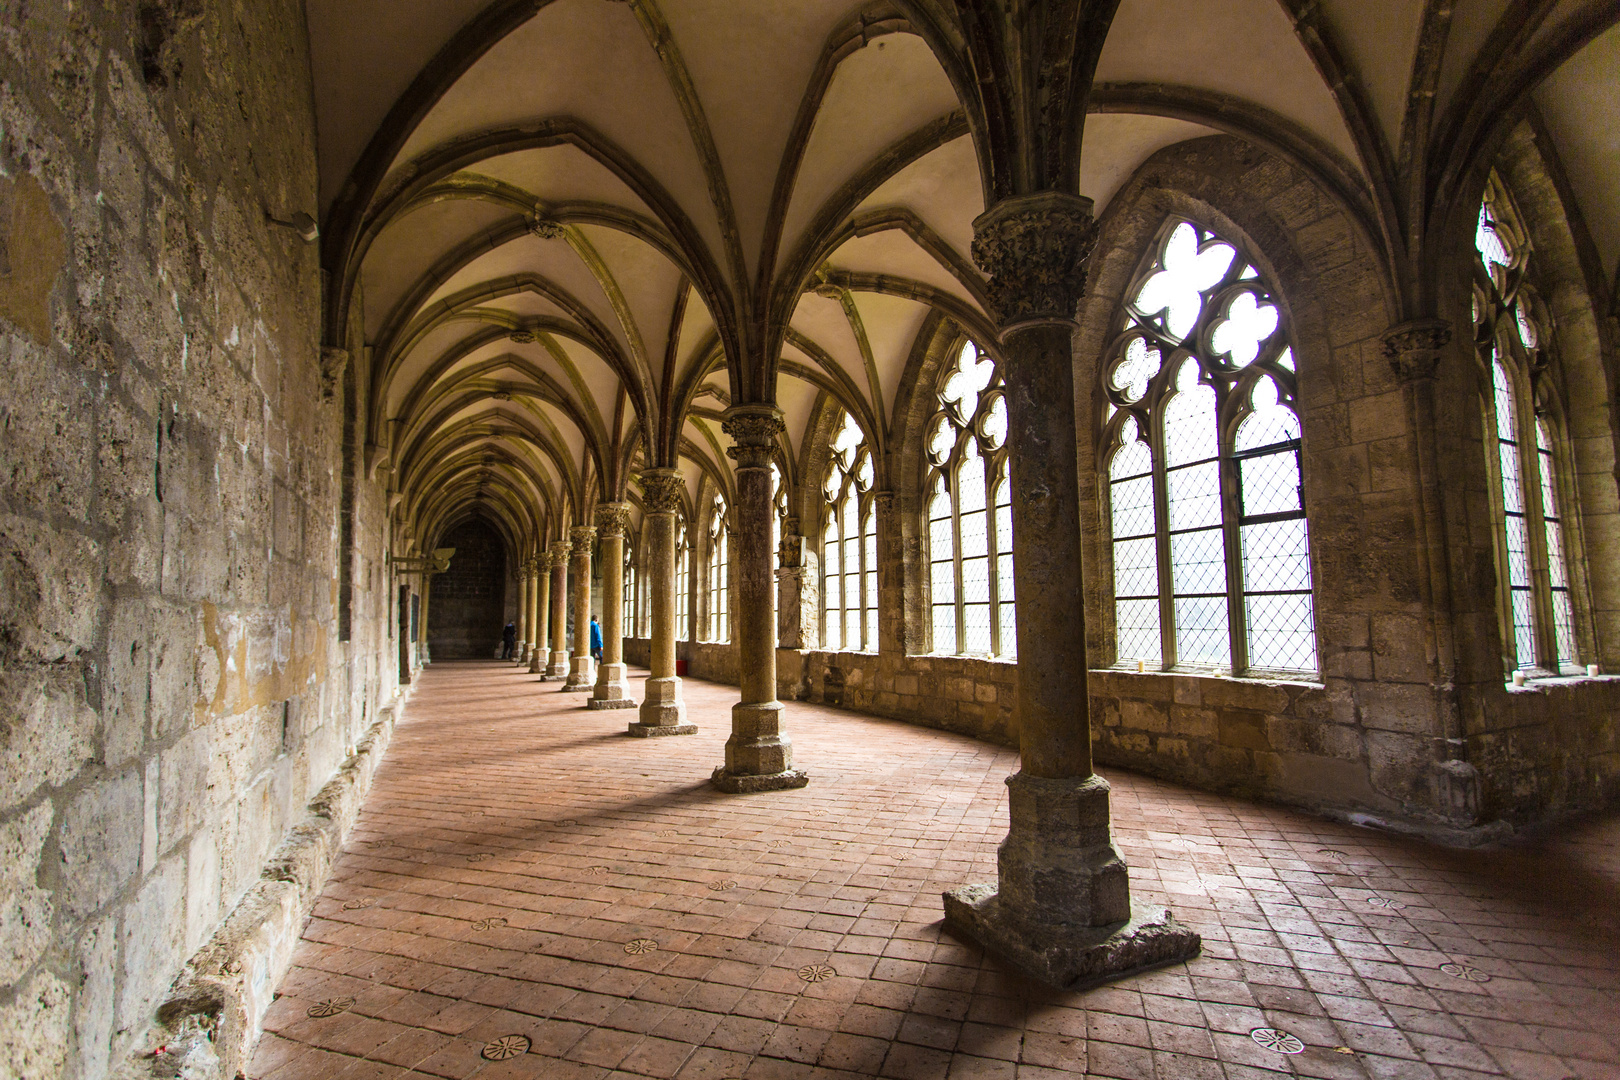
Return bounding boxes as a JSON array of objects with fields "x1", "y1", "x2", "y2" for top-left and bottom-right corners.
[{"x1": 305, "y1": 0, "x2": 1618, "y2": 560}]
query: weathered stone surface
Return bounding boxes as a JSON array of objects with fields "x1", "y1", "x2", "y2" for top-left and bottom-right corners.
[
  {"x1": 58, "y1": 769, "x2": 143, "y2": 920},
  {"x1": 0, "y1": 970, "x2": 72, "y2": 1078},
  {"x1": 0, "y1": 801, "x2": 54, "y2": 984}
]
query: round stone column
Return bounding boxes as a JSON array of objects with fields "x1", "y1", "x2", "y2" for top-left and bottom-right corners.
[
  {"x1": 631, "y1": 469, "x2": 694, "y2": 735},
  {"x1": 711, "y1": 406, "x2": 806, "y2": 792},
  {"x1": 563, "y1": 526, "x2": 597, "y2": 690},
  {"x1": 940, "y1": 192, "x2": 1198, "y2": 988},
  {"x1": 547, "y1": 539, "x2": 571, "y2": 677},
  {"x1": 529, "y1": 553, "x2": 550, "y2": 675},
  {"x1": 591, "y1": 504, "x2": 637, "y2": 709},
  {"x1": 515, "y1": 567, "x2": 530, "y2": 664}
]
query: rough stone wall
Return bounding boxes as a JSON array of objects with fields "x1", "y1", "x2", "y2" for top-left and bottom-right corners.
[
  {"x1": 0, "y1": 4, "x2": 396, "y2": 1077},
  {"x1": 428, "y1": 519, "x2": 505, "y2": 660}
]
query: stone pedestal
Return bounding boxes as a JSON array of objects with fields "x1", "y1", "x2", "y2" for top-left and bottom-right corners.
[
  {"x1": 591, "y1": 504, "x2": 638, "y2": 710},
  {"x1": 711, "y1": 407, "x2": 806, "y2": 792},
  {"x1": 631, "y1": 470, "x2": 694, "y2": 736},
  {"x1": 547, "y1": 539, "x2": 571, "y2": 678}
]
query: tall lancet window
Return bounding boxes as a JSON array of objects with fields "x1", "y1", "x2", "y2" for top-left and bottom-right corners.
[
  {"x1": 707, "y1": 495, "x2": 729, "y2": 642},
  {"x1": 676, "y1": 514, "x2": 690, "y2": 643},
  {"x1": 1474, "y1": 175, "x2": 1581, "y2": 674},
  {"x1": 926, "y1": 340, "x2": 1015, "y2": 657},
  {"x1": 821, "y1": 413, "x2": 877, "y2": 651},
  {"x1": 623, "y1": 538, "x2": 636, "y2": 638},
  {"x1": 1102, "y1": 220, "x2": 1316, "y2": 675}
]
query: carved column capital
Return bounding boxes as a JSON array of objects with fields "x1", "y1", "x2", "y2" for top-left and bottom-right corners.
[
  {"x1": 639, "y1": 468, "x2": 685, "y2": 515},
  {"x1": 595, "y1": 502, "x2": 633, "y2": 538},
  {"x1": 722, "y1": 405, "x2": 785, "y2": 470},
  {"x1": 871, "y1": 490, "x2": 896, "y2": 519},
  {"x1": 319, "y1": 347, "x2": 348, "y2": 402},
  {"x1": 570, "y1": 525, "x2": 598, "y2": 551},
  {"x1": 1382, "y1": 318, "x2": 1452, "y2": 381},
  {"x1": 535, "y1": 551, "x2": 552, "y2": 572},
  {"x1": 971, "y1": 192, "x2": 1098, "y2": 328},
  {"x1": 549, "y1": 539, "x2": 573, "y2": 561}
]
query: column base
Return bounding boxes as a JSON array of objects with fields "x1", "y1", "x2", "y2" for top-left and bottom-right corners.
[
  {"x1": 710, "y1": 767, "x2": 809, "y2": 793},
  {"x1": 562, "y1": 655, "x2": 595, "y2": 691},
  {"x1": 590, "y1": 663, "x2": 636, "y2": 709},
  {"x1": 631, "y1": 677, "x2": 691, "y2": 734},
  {"x1": 628, "y1": 720, "x2": 696, "y2": 735},
  {"x1": 527, "y1": 652, "x2": 543, "y2": 674},
  {"x1": 943, "y1": 886, "x2": 1201, "y2": 990},
  {"x1": 547, "y1": 651, "x2": 569, "y2": 678},
  {"x1": 589, "y1": 698, "x2": 638, "y2": 711}
]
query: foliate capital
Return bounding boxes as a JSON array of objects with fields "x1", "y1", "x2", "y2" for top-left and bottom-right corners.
[
  {"x1": 639, "y1": 468, "x2": 685, "y2": 514},
  {"x1": 595, "y1": 502, "x2": 633, "y2": 538},
  {"x1": 871, "y1": 490, "x2": 895, "y2": 519},
  {"x1": 1382, "y1": 318, "x2": 1452, "y2": 382},
  {"x1": 549, "y1": 539, "x2": 573, "y2": 561},
  {"x1": 536, "y1": 551, "x2": 552, "y2": 572},
  {"x1": 570, "y1": 525, "x2": 598, "y2": 551},
  {"x1": 722, "y1": 405, "x2": 785, "y2": 469},
  {"x1": 319, "y1": 347, "x2": 348, "y2": 402},
  {"x1": 971, "y1": 192, "x2": 1098, "y2": 328}
]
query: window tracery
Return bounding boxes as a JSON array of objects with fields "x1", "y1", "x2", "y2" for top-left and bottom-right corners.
[
  {"x1": 926, "y1": 340, "x2": 1015, "y2": 657},
  {"x1": 676, "y1": 513, "x2": 690, "y2": 643},
  {"x1": 1102, "y1": 220, "x2": 1316, "y2": 675},
  {"x1": 1474, "y1": 175, "x2": 1581, "y2": 674},
  {"x1": 708, "y1": 495, "x2": 729, "y2": 642},
  {"x1": 822, "y1": 413, "x2": 877, "y2": 651},
  {"x1": 623, "y1": 539, "x2": 636, "y2": 640}
]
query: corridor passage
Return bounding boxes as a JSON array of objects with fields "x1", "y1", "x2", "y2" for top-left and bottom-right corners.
[{"x1": 251, "y1": 664, "x2": 1620, "y2": 1080}]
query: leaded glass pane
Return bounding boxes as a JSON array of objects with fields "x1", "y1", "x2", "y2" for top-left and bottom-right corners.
[
  {"x1": 1112, "y1": 475, "x2": 1155, "y2": 538},
  {"x1": 1111, "y1": 337, "x2": 1161, "y2": 402},
  {"x1": 983, "y1": 396, "x2": 1008, "y2": 448},
  {"x1": 1241, "y1": 519, "x2": 1313, "y2": 594},
  {"x1": 1505, "y1": 513, "x2": 1531, "y2": 588},
  {"x1": 1164, "y1": 363, "x2": 1218, "y2": 466},
  {"x1": 1235, "y1": 379, "x2": 1300, "y2": 452},
  {"x1": 1133, "y1": 223, "x2": 1235, "y2": 339},
  {"x1": 845, "y1": 608, "x2": 859, "y2": 651},
  {"x1": 933, "y1": 602, "x2": 956, "y2": 654},
  {"x1": 998, "y1": 602, "x2": 1017, "y2": 658},
  {"x1": 1240, "y1": 451, "x2": 1302, "y2": 517},
  {"x1": 1174, "y1": 597, "x2": 1230, "y2": 667},
  {"x1": 941, "y1": 342, "x2": 995, "y2": 421},
  {"x1": 930, "y1": 559, "x2": 954, "y2": 607},
  {"x1": 1515, "y1": 302, "x2": 1537, "y2": 349},
  {"x1": 1114, "y1": 537, "x2": 1158, "y2": 597},
  {"x1": 1510, "y1": 590, "x2": 1536, "y2": 666},
  {"x1": 959, "y1": 445, "x2": 987, "y2": 513},
  {"x1": 1493, "y1": 359, "x2": 1517, "y2": 441},
  {"x1": 1476, "y1": 203, "x2": 1512, "y2": 271},
  {"x1": 1551, "y1": 591, "x2": 1577, "y2": 667},
  {"x1": 1116, "y1": 599, "x2": 1160, "y2": 664},
  {"x1": 1167, "y1": 461, "x2": 1221, "y2": 531},
  {"x1": 964, "y1": 601, "x2": 992, "y2": 653},
  {"x1": 1171, "y1": 528, "x2": 1226, "y2": 596},
  {"x1": 928, "y1": 415, "x2": 954, "y2": 462},
  {"x1": 1245, "y1": 592, "x2": 1316, "y2": 672},
  {"x1": 963, "y1": 553, "x2": 990, "y2": 605},
  {"x1": 960, "y1": 509, "x2": 988, "y2": 559}
]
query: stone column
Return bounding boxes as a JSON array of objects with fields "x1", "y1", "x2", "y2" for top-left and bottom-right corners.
[
  {"x1": 775, "y1": 518, "x2": 817, "y2": 650},
  {"x1": 872, "y1": 491, "x2": 905, "y2": 657},
  {"x1": 515, "y1": 567, "x2": 530, "y2": 664},
  {"x1": 418, "y1": 572, "x2": 433, "y2": 665},
  {"x1": 1384, "y1": 319, "x2": 1479, "y2": 820},
  {"x1": 712, "y1": 407, "x2": 807, "y2": 792},
  {"x1": 941, "y1": 192, "x2": 1198, "y2": 988},
  {"x1": 563, "y1": 525, "x2": 597, "y2": 690},
  {"x1": 591, "y1": 503, "x2": 637, "y2": 709},
  {"x1": 631, "y1": 469, "x2": 694, "y2": 735},
  {"x1": 547, "y1": 539, "x2": 571, "y2": 677},
  {"x1": 530, "y1": 553, "x2": 550, "y2": 675}
]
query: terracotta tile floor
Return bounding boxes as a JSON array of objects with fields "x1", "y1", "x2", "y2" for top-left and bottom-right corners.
[{"x1": 252, "y1": 662, "x2": 1620, "y2": 1080}]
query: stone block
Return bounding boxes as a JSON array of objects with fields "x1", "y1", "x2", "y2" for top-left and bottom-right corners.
[
  {"x1": 115, "y1": 853, "x2": 187, "y2": 1035},
  {"x1": 1169, "y1": 705, "x2": 1217, "y2": 740},
  {"x1": 0, "y1": 667, "x2": 96, "y2": 812},
  {"x1": 894, "y1": 674, "x2": 918, "y2": 697},
  {"x1": 1217, "y1": 710, "x2": 1271, "y2": 752},
  {"x1": 1121, "y1": 699, "x2": 1168, "y2": 733},
  {"x1": 59, "y1": 769, "x2": 142, "y2": 919},
  {"x1": 0, "y1": 801, "x2": 55, "y2": 984},
  {"x1": 974, "y1": 682, "x2": 997, "y2": 704},
  {"x1": 72, "y1": 915, "x2": 116, "y2": 1080},
  {"x1": 0, "y1": 514, "x2": 102, "y2": 662},
  {"x1": 186, "y1": 825, "x2": 220, "y2": 954},
  {"x1": 158, "y1": 727, "x2": 212, "y2": 855},
  {"x1": 0, "y1": 969, "x2": 71, "y2": 1079},
  {"x1": 1201, "y1": 678, "x2": 1290, "y2": 713},
  {"x1": 1371, "y1": 614, "x2": 1430, "y2": 683},
  {"x1": 1357, "y1": 681, "x2": 1437, "y2": 734}
]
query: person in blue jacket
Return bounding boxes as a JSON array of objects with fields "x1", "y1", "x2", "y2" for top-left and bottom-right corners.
[{"x1": 589, "y1": 616, "x2": 603, "y2": 662}]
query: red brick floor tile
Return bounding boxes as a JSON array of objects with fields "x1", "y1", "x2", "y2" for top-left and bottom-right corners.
[{"x1": 249, "y1": 664, "x2": 1620, "y2": 1080}]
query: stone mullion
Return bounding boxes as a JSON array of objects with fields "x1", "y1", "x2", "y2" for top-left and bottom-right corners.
[
  {"x1": 515, "y1": 568, "x2": 529, "y2": 664},
  {"x1": 1220, "y1": 422, "x2": 1249, "y2": 675},
  {"x1": 941, "y1": 190, "x2": 1198, "y2": 990},
  {"x1": 592, "y1": 504, "x2": 636, "y2": 709},
  {"x1": 631, "y1": 470, "x2": 694, "y2": 735},
  {"x1": 563, "y1": 526, "x2": 597, "y2": 690},
  {"x1": 713, "y1": 406, "x2": 807, "y2": 792},
  {"x1": 1151, "y1": 403, "x2": 1176, "y2": 670},
  {"x1": 530, "y1": 553, "x2": 550, "y2": 675},
  {"x1": 986, "y1": 456, "x2": 1003, "y2": 657},
  {"x1": 547, "y1": 540, "x2": 571, "y2": 677}
]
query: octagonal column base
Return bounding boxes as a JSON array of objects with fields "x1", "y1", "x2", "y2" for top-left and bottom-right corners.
[
  {"x1": 942, "y1": 888, "x2": 1200, "y2": 991},
  {"x1": 547, "y1": 651, "x2": 569, "y2": 678},
  {"x1": 630, "y1": 677, "x2": 692, "y2": 735},
  {"x1": 562, "y1": 656, "x2": 595, "y2": 690},
  {"x1": 709, "y1": 767, "x2": 809, "y2": 793},
  {"x1": 528, "y1": 651, "x2": 544, "y2": 674}
]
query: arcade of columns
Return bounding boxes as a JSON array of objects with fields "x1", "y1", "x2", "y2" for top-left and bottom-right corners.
[{"x1": 480, "y1": 191, "x2": 1201, "y2": 989}]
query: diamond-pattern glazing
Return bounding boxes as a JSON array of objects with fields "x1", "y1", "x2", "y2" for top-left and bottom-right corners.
[
  {"x1": 1174, "y1": 597, "x2": 1230, "y2": 667},
  {"x1": 1167, "y1": 461, "x2": 1221, "y2": 531},
  {"x1": 1116, "y1": 599, "x2": 1161, "y2": 664},
  {"x1": 1172, "y1": 528, "x2": 1226, "y2": 596},
  {"x1": 1245, "y1": 592, "x2": 1317, "y2": 671}
]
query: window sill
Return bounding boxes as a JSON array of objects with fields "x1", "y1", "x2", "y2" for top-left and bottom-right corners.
[
  {"x1": 1505, "y1": 672, "x2": 1613, "y2": 693},
  {"x1": 1098, "y1": 665, "x2": 1324, "y2": 689}
]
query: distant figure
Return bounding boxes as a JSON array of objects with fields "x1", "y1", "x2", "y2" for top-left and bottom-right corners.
[
  {"x1": 501, "y1": 621, "x2": 516, "y2": 660},
  {"x1": 590, "y1": 616, "x2": 603, "y2": 663}
]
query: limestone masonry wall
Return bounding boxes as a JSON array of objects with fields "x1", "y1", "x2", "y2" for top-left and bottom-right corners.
[{"x1": 0, "y1": 4, "x2": 397, "y2": 1077}]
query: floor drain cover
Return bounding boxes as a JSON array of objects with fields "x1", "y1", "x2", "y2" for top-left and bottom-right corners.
[
  {"x1": 472, "y1": 917, "x2": 508, "y2": 932},
  {"x1": 306, "y1": 997, "x2": 356, "y2": 1018},
  {"x1": 798, "y1": 963, "x2": 837, "y2": 983},
  {"x1": 624, "y1": 938, "x2": 658, "y2": 955},
  {"x1": 481, "y1": 1034, "x2": 530, "y2": 1061},
  {"x1": 708, "y1": 879, "x2": 737, "y2": 891},
  {"x1": 1440, "y1": 962, "x2": 1491, "y2": 982},
  {"x1": 1250, "y1": 1028, "x2": 1305, "y2": 1054}
]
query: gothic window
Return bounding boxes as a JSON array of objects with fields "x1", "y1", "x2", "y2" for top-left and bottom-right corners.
[
  {"x1": 1102, "y1": 219, "x2": 1316, "y2": 675},
  {"x1": 822, "y1": 413, "x2": 877, "y2": 651},
  {"x1": 1474, "y1": 175, "x2": 1581, "y2": 674},
  {"x1": 771, "y1": 462, "x2": 786, "y2": 568},
  {"x1": 707, "y1": 495, "x2": 729, "y2": 642},
  {"x1": 676, "y1": 514, "x2": 691, "y2": 642},
  {"x1": 926, "y1": 340, "x2": 1015, "y2": 657},
  {"x1": 623, "y1": 539, "x2": 636, "y2": 639}
]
